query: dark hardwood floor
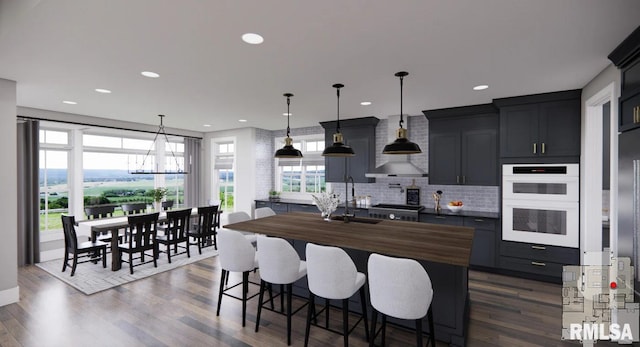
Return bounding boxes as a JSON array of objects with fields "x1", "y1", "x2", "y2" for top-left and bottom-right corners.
[{"x1": 1, "y1": 257, "x2": 583, "y2": 346}]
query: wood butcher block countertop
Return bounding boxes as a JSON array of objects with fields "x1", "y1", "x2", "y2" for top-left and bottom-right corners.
[{"x1": 224, "y1": 212, "x2": 474, "y2": 267}]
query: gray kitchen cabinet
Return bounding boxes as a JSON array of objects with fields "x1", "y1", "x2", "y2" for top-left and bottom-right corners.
[
  {"x1": 254, "y1": 200, "x2": 288, "y2": 214},
  {"x1": 420, "y1": 214, "x2": 464, "y2": 226},
  {"x1": 609, "y1": 26, "x2": 640, "y2": 132},
  {"x1": 320, "y1": 117, "x2": 379, "y2": 183},
  {"x1": 463, "y1": 217, "x2": 497, "y2": 268},
  {"x1": 499, "y1": 241, "x2": 579, "y2": 280},
  {"x1": 424, "y1": 104, "x2": 499, "y2": 186},
  {"x1": 495, "y1": 90, "x2": 581, "y2": 162}
]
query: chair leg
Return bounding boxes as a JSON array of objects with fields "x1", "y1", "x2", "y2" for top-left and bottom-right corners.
[
  {"x1": 268, "y1": 283, "x2": 275, "y2": 310},
  {"x1": 304, "y1": 293, "x2": 315, "y2": 347},
  {"x1": 242, "y1": 271, "x2": 249, "y2": 327},
  {"x1": 369, "y1": 309, "x2": 378, "y2": 347},
  {"x1": 71, "y1": 253, "x2": 78, "y2": 276},
  {"x1": 381, "y1": 314, "x2": 387, "y2": 346},
  {"x1": 427, "y1": 306, "x2": 436, "y2": 347},
  {"x1": 62, "y1": 249, "x2": 68, "y2": 272},
  {"x1": 197, "y1": 236, "x2": 203, "y2": 255},
  {"x1": 280, "y1": 284, "x2": 285, "y2": 312},
  {"x1": 255, "y1": 280, "x2": 266, "y2": 332},
  {"x1": 359, "y1": 286, "x2": 370, "y2": 342},
  {"x1": 102, "y1": 248, "x2": 107, "y2": 268},
  {"x1": 287, "y1": 283, "x2": 293, "y2": 345},
  {"x1": 416, "y1": 318, "x2": 423, "y2": 347},
  {"x1": 325, "y1": 298, "x2": 330, "y2": 328},
  {"x1": 185, "y1": 239, "x2": 190, "y2": 258},
  {"x1": 213, "y1": 233, "x2": 217, "y2": 250},
  {"x1": 342, "y1": 298, "x2": 349, "y2": 347},
  {"x1": 129, "y1": 251, "x2": 134, "y2": 275},
  {"x1": 166, "y1": 243, "x2": 172, "y2": 263},
  {"x1": 153, "y1": 244, "x2": 158, "y2": 268},
  {"x1": 217, "y1": 270, "x2": 226, "y2": 316}
]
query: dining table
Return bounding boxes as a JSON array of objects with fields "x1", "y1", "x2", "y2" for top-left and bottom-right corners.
[{"x1": 76, "y1": 208, "x2": 221, "y2": 271}]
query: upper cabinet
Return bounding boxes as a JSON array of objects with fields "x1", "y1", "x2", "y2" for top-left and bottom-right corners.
[
  {"x1": 320, "y1": 117, "x2": 379, "y2": 183},
  {"x1": 609, "y1": 25, "x2": 640, "y2": 132},
  {"x1": 495, "y1": 90, "x2": 581, "y2": 163},
  {"x1": 424, "y1": 104, "x2": 499, "y2": 186}
]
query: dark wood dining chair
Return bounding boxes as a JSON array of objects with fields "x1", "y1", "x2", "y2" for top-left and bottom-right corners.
[
  {"x1": 84, "y1": 204, "x2": 123, "y2": 245},
  {"x1": 156, "y1": 208, "x2": 191, "y2": 263},
  {"x1": 121, "y1": 202, "x2": 148, "y2": 215},
  {"x1": 61, "y1": 215, "x2": 108, "y2": 276},
  {"x1": 118, "y1": 212, "x2": 159, "y2": 274},
  {"x1": 188, "y1": 205, "x2": 219, "y2": 253},
  {"x1": 161, "y1": 200, "x2": 174, "y2": 211}
]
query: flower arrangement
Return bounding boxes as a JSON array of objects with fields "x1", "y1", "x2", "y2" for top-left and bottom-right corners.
[
  {"x1": 151, "y1": 187, "x2": 168, "y2": 203},
  {"x1": 312, "y1": 192, "x2": 340, "y2": 221}
]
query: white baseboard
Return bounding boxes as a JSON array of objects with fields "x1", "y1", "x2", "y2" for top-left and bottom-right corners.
[
  {"x1": 40, "y1": 248, "x2": 63, "y2": 262},
  {"x1": 0, "y1": 286, "x2": 19, "y2": 307}
]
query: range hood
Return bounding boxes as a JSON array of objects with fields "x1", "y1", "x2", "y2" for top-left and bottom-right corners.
[{"x1": 365, "y1": 116, "x2": 428, "y2": 178}]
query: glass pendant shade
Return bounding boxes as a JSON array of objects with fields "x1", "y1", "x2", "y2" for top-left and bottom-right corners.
[
  {"x1": 274, "y1": 93, "x2": 303, "y2": 158},
  {"x1": 383, "y1": 71, "x2": 422, "y2": 155},
  {"x1": 322, "y1": 83, "x2": 355, "y2": 157}
]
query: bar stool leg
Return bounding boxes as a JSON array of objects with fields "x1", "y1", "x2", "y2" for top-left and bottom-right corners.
[
  {"x1": 369, "y1": 308, "x2": 378, "y2": 347},
  {"x1": 255, "y1": 279, "x2": 266, "y2": 332},
  {"x1": 325, "y1": 298, "x2": 330, "y2": 328},
  {"x1": 280, "y1": 284, "x2": 285, "y2": 312},
  {"x1": 342, "y1": 298, "x2": 349, "y2": 347},
  {"x1": 242, "y1": 271, "x2": 249, "y2": 327},
  {"x1": 416, "y1": 319, "x2": 423, "y2": 347},
  {"x1": 287, "y1": 283, "x2": 293, "y2": 345},
  {"x1": 216, "y1": 270, "x2": 226, "y2": 316},
  {"x1": 381, "y1": 314, "x2": 387, "y2": 346},
  {"x1": 359, "y1": 286, "x2": 370, "y2": 342},
  {"x1": 428, "y1": 307, "x2": 436, "y2": 347},
  {"x1": 304, "y1": 293, "x2": 316, "y2": 347}
]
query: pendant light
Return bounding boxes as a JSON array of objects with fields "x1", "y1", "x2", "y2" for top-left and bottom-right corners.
[
  {"x1": 274, "y1": 93, "x2": 303, "y2": 158},
  {"x1": 130, "y1": 114, "x2": 189, "y2": 174},
  {"x1": 322, "y1": 83, "x2": 355, "y2": 157},
  {"x1": 383, "y1": 71, "x2": 422, "y2": 154}
]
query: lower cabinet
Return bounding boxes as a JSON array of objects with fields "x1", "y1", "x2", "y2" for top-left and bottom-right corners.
[
  {"x1": 499, "y1": 241, "x2": 579, "y2": 279},
  {"x1": 254, "y1": 200, "x2": 289, "y2": 214},
  {"x1": 420, "y1": 214, "x2": 464, "y2": 226}
]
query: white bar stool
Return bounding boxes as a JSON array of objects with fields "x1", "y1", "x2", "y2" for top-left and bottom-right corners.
[
  {"x1": 367, "y1": 253, "x2": 436, "y2": 347},
  {"x1": 255, "y1": 207, "x2": 276, "y2": 219},
  {"x1": 216, "y1": 228, "x2": 260, "y2": 327},
  {"x1": 255, "y1": 235, "x2": 307, "y2": 345},
  {"x1": 304, "y1": 243, "x2": 370, "y2": 347},
  {"x1": 226, "y1": 211, "x2": 258, "y2": 243}
]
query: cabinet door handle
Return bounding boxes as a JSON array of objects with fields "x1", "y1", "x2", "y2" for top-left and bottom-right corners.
[
  {"x1": 635, "y1": 106, "x2": 640, "y2": 123},
  {"x1": 462, "y1": 176, "x2": 466, "y2": 184},
  {"x1": 456, "y1": 175, "x2": 460, "y2": 184},
  {"x1": 533, "y1": 143, "x2": 537, "y2": 154},
  {"x1": 474, "y1": 218, "x2": 484, "y2": 222},
  {"x1": 531, "y1": 245, "x2": 546, "y2": 250},
  {"x1": 541, "y1": 143, "x2": 545, "y2": 154},
  {"x1": 435, "y1": 216, "x2": 446, "y2": 219},
  {"x1": 531, "y1": 261, "x2": 546, "y2": 267}
]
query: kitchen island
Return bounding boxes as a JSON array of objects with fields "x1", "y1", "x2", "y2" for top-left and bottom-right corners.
[{"x1": 225, "y1": 212, "x2": 474, "y2": 346}]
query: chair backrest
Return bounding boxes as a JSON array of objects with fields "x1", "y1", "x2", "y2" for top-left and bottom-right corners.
[
  {"x1": 61, "y1": 215, "x2": 78, "y2": 251},
  {"x1": 162, "y1": 200, "x2": 174, "y2": 211},
  {"x1": 305, "y1": 242, "x2": 359, "y2": 299},
  {"x1": 227, "y1": 211, "x2": 251, "y2": 224},
  {"x1": 255, "y1": 207, "x2": 276, "y2": 219},
  {"x1": 85, "y1": 205, "x2": 115, "y2": 219},
  {"x1": 367, "y1": 253, "x2": 433, "y2": 320},
  {"x1": 196, "y1": 205, "x2": 218, "y2": 235},
  {"x1": 218, "y1": 228, "x2": 257, "y2": 272},
  {"x1": 127, "y1": 212, "x2": 159, "y2": 249},
  {"x1": 257, "y1": 236, "x2": 304, "y2": 284},
  {"x1": 166, "y1": 208, "x2": 191, "y2": 239},
  {"x1": 121, "y1": 202, "x2": 148, "y2": 215}
]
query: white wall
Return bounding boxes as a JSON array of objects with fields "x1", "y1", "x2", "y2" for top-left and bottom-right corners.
[{"x1": 0, "y1": 78, "x2": 19, "y2": 306}]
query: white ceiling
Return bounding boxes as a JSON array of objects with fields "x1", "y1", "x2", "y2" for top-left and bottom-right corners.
[{"x1": 1, "y1": 0, "x2": 639, "y2": 133}]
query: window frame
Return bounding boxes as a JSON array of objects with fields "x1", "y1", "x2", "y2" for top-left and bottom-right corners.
[{"x1": 274, "y1": 135, "x2": 326, "y2": 199}]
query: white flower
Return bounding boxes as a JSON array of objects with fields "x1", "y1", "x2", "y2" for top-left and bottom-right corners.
[{"x1": 312, "y1": 192, "x2": 340, "y2": 215}]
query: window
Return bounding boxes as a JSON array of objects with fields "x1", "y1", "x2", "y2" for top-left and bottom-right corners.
[
  {"x1": 276, "y1": 137, "x2": 325, "y2": 195},
  {"x1": 215, "y1": 142, "x2": 235, "y2": 211},
  {"x1": 82, "y1": 133, "x2": 185, "y2": 210},
  {"x1": 39, "y1": 129, "x2": 70, "y2": 232}
]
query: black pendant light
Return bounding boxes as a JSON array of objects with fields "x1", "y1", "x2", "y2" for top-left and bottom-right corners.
[
  {"x1": 322, "y1": 84, "x2": 355, "y2": 157},
  {"x1": 383, "y1": 71, "x2": 422, "y2": 154},
  {"x1": 274, "y1": 93, "x2": 303, "y2": 158}
]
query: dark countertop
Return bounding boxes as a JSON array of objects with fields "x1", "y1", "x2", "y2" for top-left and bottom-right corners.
[{"x1": 256, "y1": 198, "x2": 499, "y2": 219}]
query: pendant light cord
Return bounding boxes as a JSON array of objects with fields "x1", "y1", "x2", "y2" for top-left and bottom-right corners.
[
  {"x1": 286, "y1": 95, "x2": 291, "y2": 137},
  {"x1": 399, "y1": 74, "x2": 404, "y2": 129},
  {"x1": 333, "y1": 83, "x2": 344, "y2": 134}
]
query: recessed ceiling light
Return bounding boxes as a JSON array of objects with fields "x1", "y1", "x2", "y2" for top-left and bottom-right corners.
[
  {"x1": 95, "y1": 88, "x2": 112, "y2": 93},
  {"x1": 283, "y1": 113, "x2": 292, "y2": 116},
  {"x1": 62, "y1": 100, "x2": 77, "y2": 105},
  {"x1": 238, "y1": 119, "x2": 247, "y2": 123},
  {"x1": 203, "y1": 124, "x2": 211, "y2": 127},
  {"x1": 473, "y1": 85, "x2": 489, "y2": 91},
  {"x1": 360, "y1": 101, "x2": 372, "y2": 106},
  {"x1": 141, "y1": 71, "x2": 160, "y2": 78},
  {"x1": 242, "y1": 33, "x2": 264, "y2": 45}
]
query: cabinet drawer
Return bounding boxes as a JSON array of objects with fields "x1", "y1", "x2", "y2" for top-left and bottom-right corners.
[
  {"x1": 419, "y1": 214, "x2": 464, "y2": 226},
  {"x1": 287, "y1": 204, "x2": 317, "y2": 213},
  {"x1": 256, "y1": 201, "x2": 270, "y2": 209},
  {"x1": 463, "y1": 217, "x2": 497, "y2": 230},
  {"x1": 270, "y1": 202, "x2": 289, "y2": 213},
  {"x1": 619, "y1": 89, "x2": 640, "y2": 132},
  {"x1": 499, "y1": 255, "x2": 565, "y2": 278},
  {"x1": 500, "y1": 241, "x2": 579, "y2": 264}
]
